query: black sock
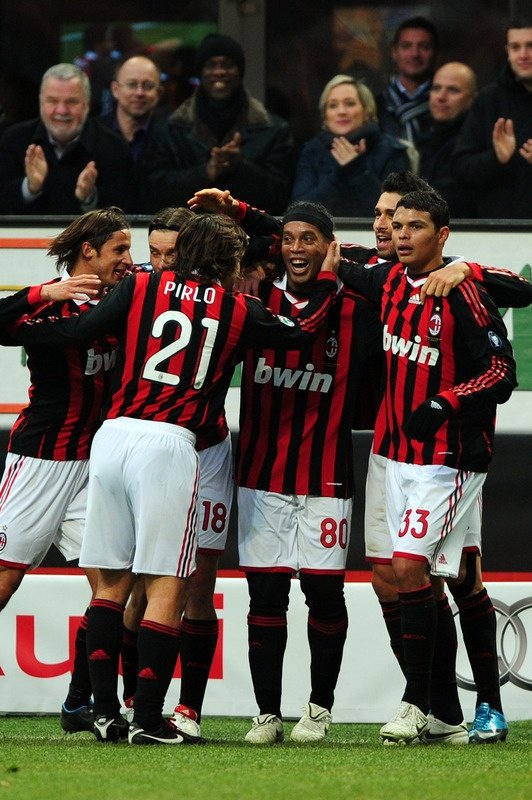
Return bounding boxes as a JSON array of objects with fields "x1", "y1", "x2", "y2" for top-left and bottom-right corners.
[
  {"x1": 64, "y1": 607, "x2": 92, "y2": 709},
  {"x1": 430, "y1": 595, "x2": 463, "y2": 724},
  {"x1": 307, "y1": 613, "x2": 348, "y2": 711},
  {"x1": 380, "y1": 600, "x2": 406, "y2": 676},
  {"x1": 399, "y1": 584, "x2": 436, "y2": 714},
  {"x1": 248, "y1": 613, "x2": 287, "y2": 718},
  {"x1": 133, "y1": 620, "x2": 180, "y2": 731},
  {"x1": 179, "y1": 617, "x2": 218, "y2": 722},
  {"x1": 456, "y1": 588, "x2": 502, "y2": 711},
  {"x1": 120, "y1": 626, "x2": 139, "y2": 703},
  {"x1": 86, "y1": 600, "x2": 124, "y2": 718}
]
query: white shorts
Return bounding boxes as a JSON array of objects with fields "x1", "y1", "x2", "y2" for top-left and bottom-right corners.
[
  {"x1": 365, "y1": 452, "x2": 482, "y2": 565},
  {"x1": 238, "y1": 487, "x2": 351, "y2": 573},
  {"x1": 364, "y1": 452, "x2": 389, "y2": 563},
  {"x1": 0, "y1": 454, "x2": 88, "y2": 569},
  {"x1": 197, "y1": 435, "x2": 234, "y2": 554},
  {"x1": 386, "y1": 459, "x2": 486, "y2": 579},
  {"x1": 79, "y1": 417, "x2": 198, "y2": 577}
]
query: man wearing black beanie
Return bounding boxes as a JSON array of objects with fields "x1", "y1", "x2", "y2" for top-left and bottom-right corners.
[{"x1": 140, "y1": 32, "x2": 293, "y2": 214}]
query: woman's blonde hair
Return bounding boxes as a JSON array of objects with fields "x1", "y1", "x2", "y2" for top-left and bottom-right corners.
[{"x1": 318, "y1": 74, "x2": 377, "y2": 126}]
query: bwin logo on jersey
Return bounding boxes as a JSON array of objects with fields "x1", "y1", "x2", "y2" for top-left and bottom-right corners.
[
  {"x1": 254, "y1": 357, "x2": 333, "y2": 393},
  {"x1": 488, "y1": 330, "x2": 503, "y2": 349},
  {"x1": 85, "y1": 348, "x2": 117, "y2": 375},
  {"x1": 383, "y1": 324, "x2": 439, "y2": 365}
]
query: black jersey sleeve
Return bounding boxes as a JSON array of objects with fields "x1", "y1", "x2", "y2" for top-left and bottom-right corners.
[
  {"x1": 240, "y1": 204, "x2": 282, "y2": 238},
  {"x1": 338, "y1": 258, "x2": 389, "y2": 303},
  {"x1": 0, "y1": 286, "x2": 34, "y2": 329},
  {"x1": 467, "y1": 263, "x2": 532, "y2": 309},
  {"x1": 10, "y1": 275, "x2": 136, "y2": 347},
  {"x1": 444, "y1": 281, "x2": 517, "y2": 411}
]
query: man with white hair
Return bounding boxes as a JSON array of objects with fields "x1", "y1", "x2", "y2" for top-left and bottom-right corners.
[{"x1": 0, "y1": 63, "x2": 137, "y2": 213}]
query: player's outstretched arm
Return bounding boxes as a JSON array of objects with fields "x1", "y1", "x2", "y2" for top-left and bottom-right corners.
[{"x1": 187, "y1": 188, "x2": 239, "y2": 216}]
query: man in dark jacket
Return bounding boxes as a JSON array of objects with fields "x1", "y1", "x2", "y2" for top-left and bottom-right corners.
[
  {"x1": 419, "y1": 62, "x2": 478, "y2": 217},
  {"x1": 141, "y1": 34, "x2": 294, "y2": 214},
  {"x1": 376, "y1": 17, "x2": 438, "y2": 147},
  {"x1": 451, "y1": 19, "x2": 532, "y2": 219},
  {"x1": 0, "y1": 63, "x2": 138, "y2": 214},
  {"x1": 100, "y1": 56, "x2": 167, "y2": 166}
]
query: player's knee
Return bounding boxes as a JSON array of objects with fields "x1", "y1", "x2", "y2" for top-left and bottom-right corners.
[
  {"x1": 299, "y1": 573, "x2": 346, "y2": 619},
  {"x1": 447, "y1": 551, "x2": 479, "y2": 599},
  {"x1": 371, "y1": 564, "x2": 398, "y2": 602},
  {"x1": 392, "y1": 557, "x2": 430, "y2": 591},
  {"x1": 246, "y1": 571, "x2": 291, "y2": 616}
]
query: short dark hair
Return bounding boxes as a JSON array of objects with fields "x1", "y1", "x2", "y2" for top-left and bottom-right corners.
[
  {"x1": 396, "y1": 190, "x2": 449, "y2": 229},
  {"x1": 48, "y1": 206, "x2": 129, "y2": 273},
  {"x1": 381, "y1": 171, "x2": 433, "y2": 196},
  {"x1": 148, "y1": 207, "x2": 194, "y2": 235},
  {"x1": 172, "y1": 213, "x2": 247, "y2": 283},
  {"x1": 507, "y1": 18, "x2": 532, "y2": 33},
  {"x1": 392, "y1": 16, "x2": 439, "y2": 50}
]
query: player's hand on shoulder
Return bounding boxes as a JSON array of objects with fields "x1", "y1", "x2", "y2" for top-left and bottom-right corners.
[
  {"x1": 40, "y1": 274, "x2": 101, "y2": 302},
  {"x1": 421, "y1": 261, "x2": 471, "y2": 300}
]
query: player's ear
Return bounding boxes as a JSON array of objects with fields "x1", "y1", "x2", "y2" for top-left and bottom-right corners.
[
  {"x1": 81, "y1": 241, "x2": 95, "y2": 259},
  {"x1": 438, "y1": 226, "x2": 450, "y2": 247}
]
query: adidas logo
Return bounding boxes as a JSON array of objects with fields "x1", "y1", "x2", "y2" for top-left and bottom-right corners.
[
  {"x1": 89, "y1": 649, "x2": 110, "y2": 661},
  {"x1": 138, "y1": 667, "x2": 158, "y2": 680},
  {"x1": 438, "y1": 554, "x2": 448, "y2": 564},
  {"x1": 430, "y1": 400, "x2": 443, "y2": 410},
  {"x1": 409, "y1": 293, "x2": 422, "y2": 304}
]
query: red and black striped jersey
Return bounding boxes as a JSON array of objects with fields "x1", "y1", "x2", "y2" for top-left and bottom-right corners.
[
  {"x1": 13, "y1": 270, "x2": 337, "y2": 435},
  {"x1": 0, "y1": 285, "x2": 43, "y2": 343},
  {"x1": 9, "y1": 282, "x2": 117, "y2": 461},
  {"x1": 235, "y1": 277, "x2": 381, "y2": 498},
  {"x1": 339, "y1": 259, "x2": 517, "y2": 471},
  {"x1": 467, "y1": 262, "x2": 532, "y2": 308}
]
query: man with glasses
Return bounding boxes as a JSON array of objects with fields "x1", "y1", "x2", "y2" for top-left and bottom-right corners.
[{"x1": 102, "y1": 56, "x2": 167, "y2": 168}]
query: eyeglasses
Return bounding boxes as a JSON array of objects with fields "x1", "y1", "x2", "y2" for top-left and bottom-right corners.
[{"x1": 118, "y1": 80, "x2": 159, "y2": 92}]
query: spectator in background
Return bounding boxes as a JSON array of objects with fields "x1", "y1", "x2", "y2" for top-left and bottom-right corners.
[
  {"x1": 451, "y1": 19, "x2": 532, "y2": 219},
  {"x1": 74, "y1": 23, "x2": 120, "y2": 116},
  {"x1": 154, "y1": 44, "x2": 198, "y2": 113},
  {"x1": 140, "y1": 33, "x2": 293, "y2": 214},
  {"x1": 376, "y1": 16, "x2": 438, "y2": 146},
  {"x1": 419, "y1": 62, "x2": 478, "y2": 217},
  {"x1": 0, "y1": 63, "x2": 138, "y2": 214},
  {"x1": 101, "y1": 56, "x2": 166, "y2": 167},
  {"x1": 0, "y1": 73, "x2": 39, "y2": 136},
  {"x1": 291, "y1": 75, "x2": 412, "y2": 216}
]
